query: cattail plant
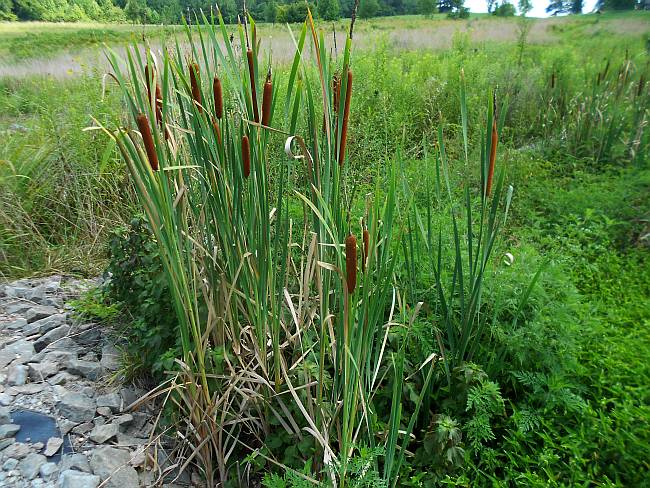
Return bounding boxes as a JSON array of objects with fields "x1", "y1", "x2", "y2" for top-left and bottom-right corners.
[
  {"x1": 261, "y1": 69, "x2": 272, "y2": 127},
  {"x1": 362, "y1": 227, "x2": 369, "y2": 271},
  {"x1": 135, "y1": 113, "x2": 158, "y2": 171},
  {"x1": 242, "y1": 134, "x2": 250, "y2": 178},
  {"x1": 345, "y1": 233, "x2": 357, "y2": 293},
  {"x1": 189, "y1": 62, "x2": 202, "y2": 113},
  {"x1": 338, "y1": 68, "x2": 353, "y2": 166},
  {"x1": 247, "y1": 49, "x2": 260, "y2": 123},
  {"x1": 486, "y1": 103, "x2": 498, "y2": 196},
  {"x1": 213, "y1": 74, "x2": 223, "y2": 119}
]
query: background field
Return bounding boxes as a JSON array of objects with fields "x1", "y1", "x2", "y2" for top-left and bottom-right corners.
[{"x1": 1, "y1": 11, "x2": 649, "y2": 486}]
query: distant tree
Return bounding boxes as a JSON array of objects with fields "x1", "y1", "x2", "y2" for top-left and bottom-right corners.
[
  {"x1": 0, "y1": 0, "x2": 16, "y2": 20},
  {"x1": 219, "y1": 0, "x2": 237, "y2": 22},
  {"x1": 263, "y1": 0, "x2": 277, "y2": 22},
  {"x1": 359, "y1": 0, "x2": 379, "y2": 17},
  {"x1": 546, "y1": 0, "x2": 570, "y2": 14},
  {"x1": 487, "y1": 0, "x2": 497, "y2": 12},
  {"x1": 445, "y1": 0, "x2": 469, "y2": 17},
  {"x1": 599, "y1": 0, "x2": 636, "y2": 9},
  {"x1": 419, "y1": 0, "x2": 437, "y2": 15},
  {"x1": 493, "y1": 1, "x2": 516, "y2": 14},
  {"x1": 571, "y1": 0, "x2": 582, "y2": 12},
  {"x1": 124, "y1": 0, "x2": 147, "y2": 21},
  {"x1": 319, "y1": 0, "x2": 341, "y2": 20},
  {"x1": 518, "y1": 0, "x2": 532, "y2": 14}
]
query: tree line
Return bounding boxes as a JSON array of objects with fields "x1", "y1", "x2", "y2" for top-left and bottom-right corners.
[{"x1": 0, "y1": 0, "x2": 643, "y2": 27}]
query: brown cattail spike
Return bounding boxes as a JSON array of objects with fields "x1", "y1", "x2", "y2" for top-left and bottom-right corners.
[
  {"x1": 213, "y1": 75, "x2": 223, "y2": 119},
  {"x1": 345, "y1": 234, "x2": 357, "y2": 294},
  {"x1": 136, "y1": 113, "x2": 159, "y2": 171},
  {"x1": 247, "y1": 49, "x2": 260, "y2": 123},
  {"x1": 212, "y1": 118, "x2": 222, "y2": 147},
  {"x1": 486, "y1": 117, "x2": 498, "y2": 196},
  {"x1": 362, "y1": 228, "x2": 370, "y2": 272},
  {"x1": 638, "y1": 75, "x2": 645, "y2": 97},
  {"x1": 189, "y1": 63, "x2": 202, "y2": 113},
  {"x1": 242, "y1": 135, "x2": 251, "y2": 178},
  {"x1": 338, "y1": 68, "x2": 353, "y2": 167},
  {"x1": 261, "y1": 70, "x2": 273, "y2": 127}
]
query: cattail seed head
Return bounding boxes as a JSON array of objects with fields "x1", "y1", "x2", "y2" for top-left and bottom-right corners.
[
  {"x1": 362, "y1": 228, "x2": 370, "y2": 271},
  {"x1": 136, "y1": 113, "x2": 159, "y2": 171},
  {"x1": 638, "y1": 75, "x2": 645, "y2": 97},
  {"x1": 212, "y1": 117, "x2": 222, "y2": 147},
  {"x1": 242, "y1": 135, "x2": 250, "y2": 178},
  {"x1": 247, "y1": 49, "x2": 260, "y2": 123},
  {"x1": 213, "y1": 75, "x2": 223, "y2": 119},
  {"x1": 338, "y1": 68, "x2": 353, "y2": 167},
  {"x1": 189, "y1": 62, "x2": 202, "y2": 113},
  {"x1": 486, "y1": 118, "x2": 498, "y2": 196},
  {"x1": 261, "y1": 70, "x2": 273, "y2": 127},
  {"x1": 345, "y1": 233, "x2": 357, "y2": 294}
]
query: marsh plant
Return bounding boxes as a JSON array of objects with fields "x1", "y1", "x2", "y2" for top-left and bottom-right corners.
[{"x1": 96, "y1": 10, "x2": 516, "y2": 486}]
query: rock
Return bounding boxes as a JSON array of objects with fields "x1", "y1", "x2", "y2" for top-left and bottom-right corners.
[
  {"x1": 2, "y1": 458, "x2": 18, "y2": 470},
  {"x1": 96, "y1": 392, "x2": 121, "y2": 413},
  {"x1": 116, "y1": 433, "x2": 147, "y2": 446},
  {"x1": 28, "y1": 361, "x2": 59, "y2": 381},
  {"x1": 0, "y1": 339, "x2": 35, "y2": 369},
  {"x1": 119, "y1": 387, "x2": 144, "y2": 410},
  {"x1": 89, "y1": 423, "x2": 119, "y2": 444},
  {"x1": 58, "y1": 469, "x2": 100, "y2": 488},
  {"x1": 0, "y1": 438, "x2": 12, "y2": 450},
  {"x1": 18, "y1": 453, "x2": 46, "y2": 480},
  {"x1": 60, "y1": 453, "x2": 91, "y2": 473},
  {"x1": 113, "y1": 414, "x2": 133, "y2": 428},
  {"x1": 72, "y1": 422, "x2": 94, "y2": 434},
  {"x1": 7, "y1": 364, "x2": 28, "y2": 386},
  {"x1": 89, "y1": 447, "x2": 139, "y2": 488},
  {"x1": 6, "y1": 318, "x2": 27, "y2": 330},
  {"x1": 75, "y1": 323, "x2": 101, "y2": 347},
  {"x1": 57, "y1": 392, "x2": 96, "y2": 423},
  {"x1": 58, "y1": 418, "x2": 76, "y2": 435},
  {"x1": 0, "y1": 394, "x2": 10, "y2": 406},
  {"x1": 0, "y1": 407, "x2": 10, "y2": 424},
  {"x1": 42, "y1": 351, "x2": 77, "y2": 364},
  {"x1": 96, "y1": 407, "x2": 112, "y2": 417},
  {"x1": 23, "y1": 314, "x2": 66, "y2": 336},
  {"x1": 3, "y1": 285, "x2": 30, "y2": 298},
  {"x1": 1, "y1": 442, "x2": 31, "y2": 459},
  {"x1": 42, "y1": 297, "x2": 63, "y2": 308},
  {"x1": 33, "y1": 324, "x2": 70, "y2": 353},
  {"x1": 39, "y1": 461, "x2": 59, "y2": 481},
  {"x1": 5, "y1": 302, "x2": 32, "y2": 315},
  {"x1": 48, "y1": 371, "x2": 77, "y2": 386},
  {"x1": 100, "y1": 344, "x2": 120, "y2": 372},
  {"x1": 12, "y1": 384, "x2": 45, "y2": 395},
  {"x1": 44, "y1": 437, "x2": 63, "y2": 457},
  {"x1": 25, "y1": 306, "x2": 58, "y2": 323},
  {"x1": 0, "y1": 423, "x2": 20, "y2": 439},
  {"x1": 65, "y1": 359, "x2": 101, "y2": 381}
]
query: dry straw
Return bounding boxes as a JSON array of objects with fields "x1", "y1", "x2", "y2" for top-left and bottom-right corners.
[{"x1": 136, "y1": 113, "x2": 158, "y2": 171}]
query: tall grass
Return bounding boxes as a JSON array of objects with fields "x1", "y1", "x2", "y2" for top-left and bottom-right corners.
[{"x1": 98, "y1": 11, "x2": 438, "y2": 485}]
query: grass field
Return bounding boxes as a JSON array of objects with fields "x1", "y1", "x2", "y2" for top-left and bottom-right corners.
[{"x1": 1, "y1": 11, "x2": 649, "y2": 486}]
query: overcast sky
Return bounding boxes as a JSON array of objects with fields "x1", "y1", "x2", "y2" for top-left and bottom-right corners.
[{"x1": 464, "y1": 0, "x2": 599, "y2": 17}]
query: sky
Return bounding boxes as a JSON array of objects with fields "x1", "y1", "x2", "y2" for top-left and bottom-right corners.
[{"x1": 464, "y1": 0, "x2": 599, "y2": 17}]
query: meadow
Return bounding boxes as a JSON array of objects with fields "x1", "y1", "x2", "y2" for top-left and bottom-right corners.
[{"x1": 1, "y1": 10, "x2": 649, "y2": 487}]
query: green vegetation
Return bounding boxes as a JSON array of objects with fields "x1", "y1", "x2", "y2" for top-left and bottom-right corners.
[{"x1": 2, "y1": 10, "x2": 649, "y2": 487}]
